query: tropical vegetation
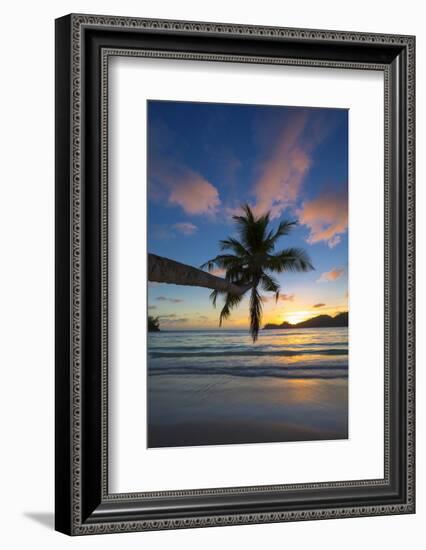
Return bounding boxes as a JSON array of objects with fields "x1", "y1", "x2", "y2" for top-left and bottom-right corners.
[{"x1": 148, "y1": 315, "x2": 160, "y2": 332}]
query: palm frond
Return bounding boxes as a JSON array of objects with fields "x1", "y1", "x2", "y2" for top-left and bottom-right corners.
[
  {"x1": 232, "y1": 204, "x2": 268, "y2": 252},
  {"x1": 200, "y1": 254, "x2": 243, "y2": 271},
  {"x1": 257, "y1": 211, "x2": 271, "y2": 234},
  {"x1": 232, "y1": 203, "x2": 255, "y2": 225},
  {"x1": 267, "y1": 248, "x2": 314, "y2": 273},
  {"x1": 225, "y1": 265, "x2": 252, "y2": 284},
  {"x1": 265, "y1": 220, "x2": 298, "y2": 250},
  {"x1": 200, "y1": 259, "x2": 217, "y2": 272},
  {"x1": 209, "y1": 289, "x2": 221, "y2": 308},
  {"x1": 219, "y1": 292, "x2": 243, "y2": 326},
  {"x1": 219, "y1": 237, "x2": 250, "y2": 258},
  {"x1": 260, "y1": 273, "x2": 281, "y2": 302},
  {"x1": 249, "y1": 286, "x2": 263, "y2": 342}
]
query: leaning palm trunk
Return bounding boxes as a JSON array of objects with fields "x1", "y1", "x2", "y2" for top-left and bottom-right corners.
[{"x1": 148, "y1": 253, "x2": 251, "y2": 296}]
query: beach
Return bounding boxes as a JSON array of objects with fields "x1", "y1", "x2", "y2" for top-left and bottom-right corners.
[{"x1": 147, "y1": 327, "x2": 348, "y2": 448}]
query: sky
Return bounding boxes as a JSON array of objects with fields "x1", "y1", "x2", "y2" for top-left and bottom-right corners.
[{"x1": 147, "y1": 100, "x2": 348, "y2": 329}]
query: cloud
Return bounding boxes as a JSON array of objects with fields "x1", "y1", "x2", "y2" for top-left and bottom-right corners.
[
  {"x1": 149, "y1": 159, "x2": 220, "y2": 216},
  {"x1": 327, "y1": 235, "x2": 342, "y2": 248},
  {"x1": 298, "y1": 189, "x2": 348, "y2": 248},
  {"x1": 172, "y1": 222, "x2": 198, "y2": 235},
  {"x1": 280, "y1": 293, "x2": 295, "y2": 302},
  {"x1": 317, "y1": 267, "x2": 345, "y2": 283},
  {"x1": 262, "y1": 293, "x2": 295, "y2": 303},
  {"x1": 169, "y1": 169, "x2": 220, "y2": 215},
  {"x1": 197, "y1": 315, "x2": 209, "y2": 321},
  {"x1": 156, "y1": 296, "x2": 184, "y2": 303},
  {"x1": 152, "y1": 222, "x2": 198, "y2": 239},
  {"x1": 249, "y1": 112, "x2": 317, "y2": 219},
  {"x1": 148, "y1": 305, "x2": 157, "y2": 310},
  {"x1": 148, "y1": 116, "x2": 221, "y2": 216},
  {"x1": 159, "y1": 314, "x2": 188, "y2": 324},
  {"x1": 313, "y1": 303, "x2": 326, "y2": 308}
]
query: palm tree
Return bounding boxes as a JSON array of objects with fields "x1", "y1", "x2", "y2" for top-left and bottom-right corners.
[{"x1": 201, "y1": 204, "x2": 314, "y2": 342}]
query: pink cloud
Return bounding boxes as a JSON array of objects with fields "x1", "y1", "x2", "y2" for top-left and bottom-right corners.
[
  {"x1": 168, "y1": 170, "x2": 220, "y2": 215},
  {"x1": 150, "y1": 160, "x2": 220, "y2": 216},
  {"x1": 317, "y1": 267, "x2": 345, "y2": 283},
  {"x1": 298, "y1": 189, "x2": 348, "y2": 248},
  {"x1": 250, "y1": 113, "x2": 312, "y2": 219},
  {"x1": 172, "y1": 222, "x2": 198, "y2": 235}
]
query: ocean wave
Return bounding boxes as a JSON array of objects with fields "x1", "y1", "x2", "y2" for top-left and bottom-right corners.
[
  {"x1": 148, "y1": 364, "x2": 348, "y2": 379},
  {"x1": 149, "y1": 348, "x2": 347, "y2": 359},
  {"x1": 149, "y1": 342, "x2": 348, "y2": 353}
]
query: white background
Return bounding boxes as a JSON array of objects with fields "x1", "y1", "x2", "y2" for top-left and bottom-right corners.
[
  {"x1": 110, "y1": 58, "x2": 384, "y2": 493},
  {"x1": 0, "y1": 1, "x2": 423, "y2": 549}
]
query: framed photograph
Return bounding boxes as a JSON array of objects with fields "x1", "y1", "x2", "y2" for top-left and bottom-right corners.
[{"x1": 55, "y1": 14, "x2": 415, "y2": 535}]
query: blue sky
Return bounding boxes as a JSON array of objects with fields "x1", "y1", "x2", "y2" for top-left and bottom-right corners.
[{"x1": 147, "y1": 100, "x2": 348, "y2": 329}]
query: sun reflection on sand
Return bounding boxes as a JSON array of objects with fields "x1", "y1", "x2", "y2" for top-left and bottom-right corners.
[{"x1": 283, "y1": 378, "x2": 322, "y2": 403}]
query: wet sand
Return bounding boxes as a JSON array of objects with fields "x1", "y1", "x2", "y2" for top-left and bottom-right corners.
[{"x1": 148, "y1": 374, "x2": 348, "y2": 448}]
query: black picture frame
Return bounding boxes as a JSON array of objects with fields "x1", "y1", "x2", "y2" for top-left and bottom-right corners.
[{"x1": 55, "y1": 13, "x2": 415, "y2": 535}]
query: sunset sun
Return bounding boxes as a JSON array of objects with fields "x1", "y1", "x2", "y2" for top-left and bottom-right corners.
[{"x1": 284, "y1": 311, "x2": 312, "y2": 325}]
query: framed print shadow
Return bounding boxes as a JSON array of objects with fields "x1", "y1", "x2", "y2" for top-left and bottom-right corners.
[{"x1": 55, "y1": 14, "x2": 415, "y2": 535}]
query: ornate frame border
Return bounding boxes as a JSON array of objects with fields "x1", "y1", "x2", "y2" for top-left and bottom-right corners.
[{"x1": 55, "y1": 14, "x2": 415, "y2": 536}]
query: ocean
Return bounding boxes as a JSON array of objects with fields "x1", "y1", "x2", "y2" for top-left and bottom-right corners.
[{"x1": 147, "y1": 327, "x2": 348, "y2": 448}]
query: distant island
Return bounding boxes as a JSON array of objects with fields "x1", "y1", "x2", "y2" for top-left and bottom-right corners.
[{"x1": 264, "y1": 312, "x2": 348, "y2": 330}]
